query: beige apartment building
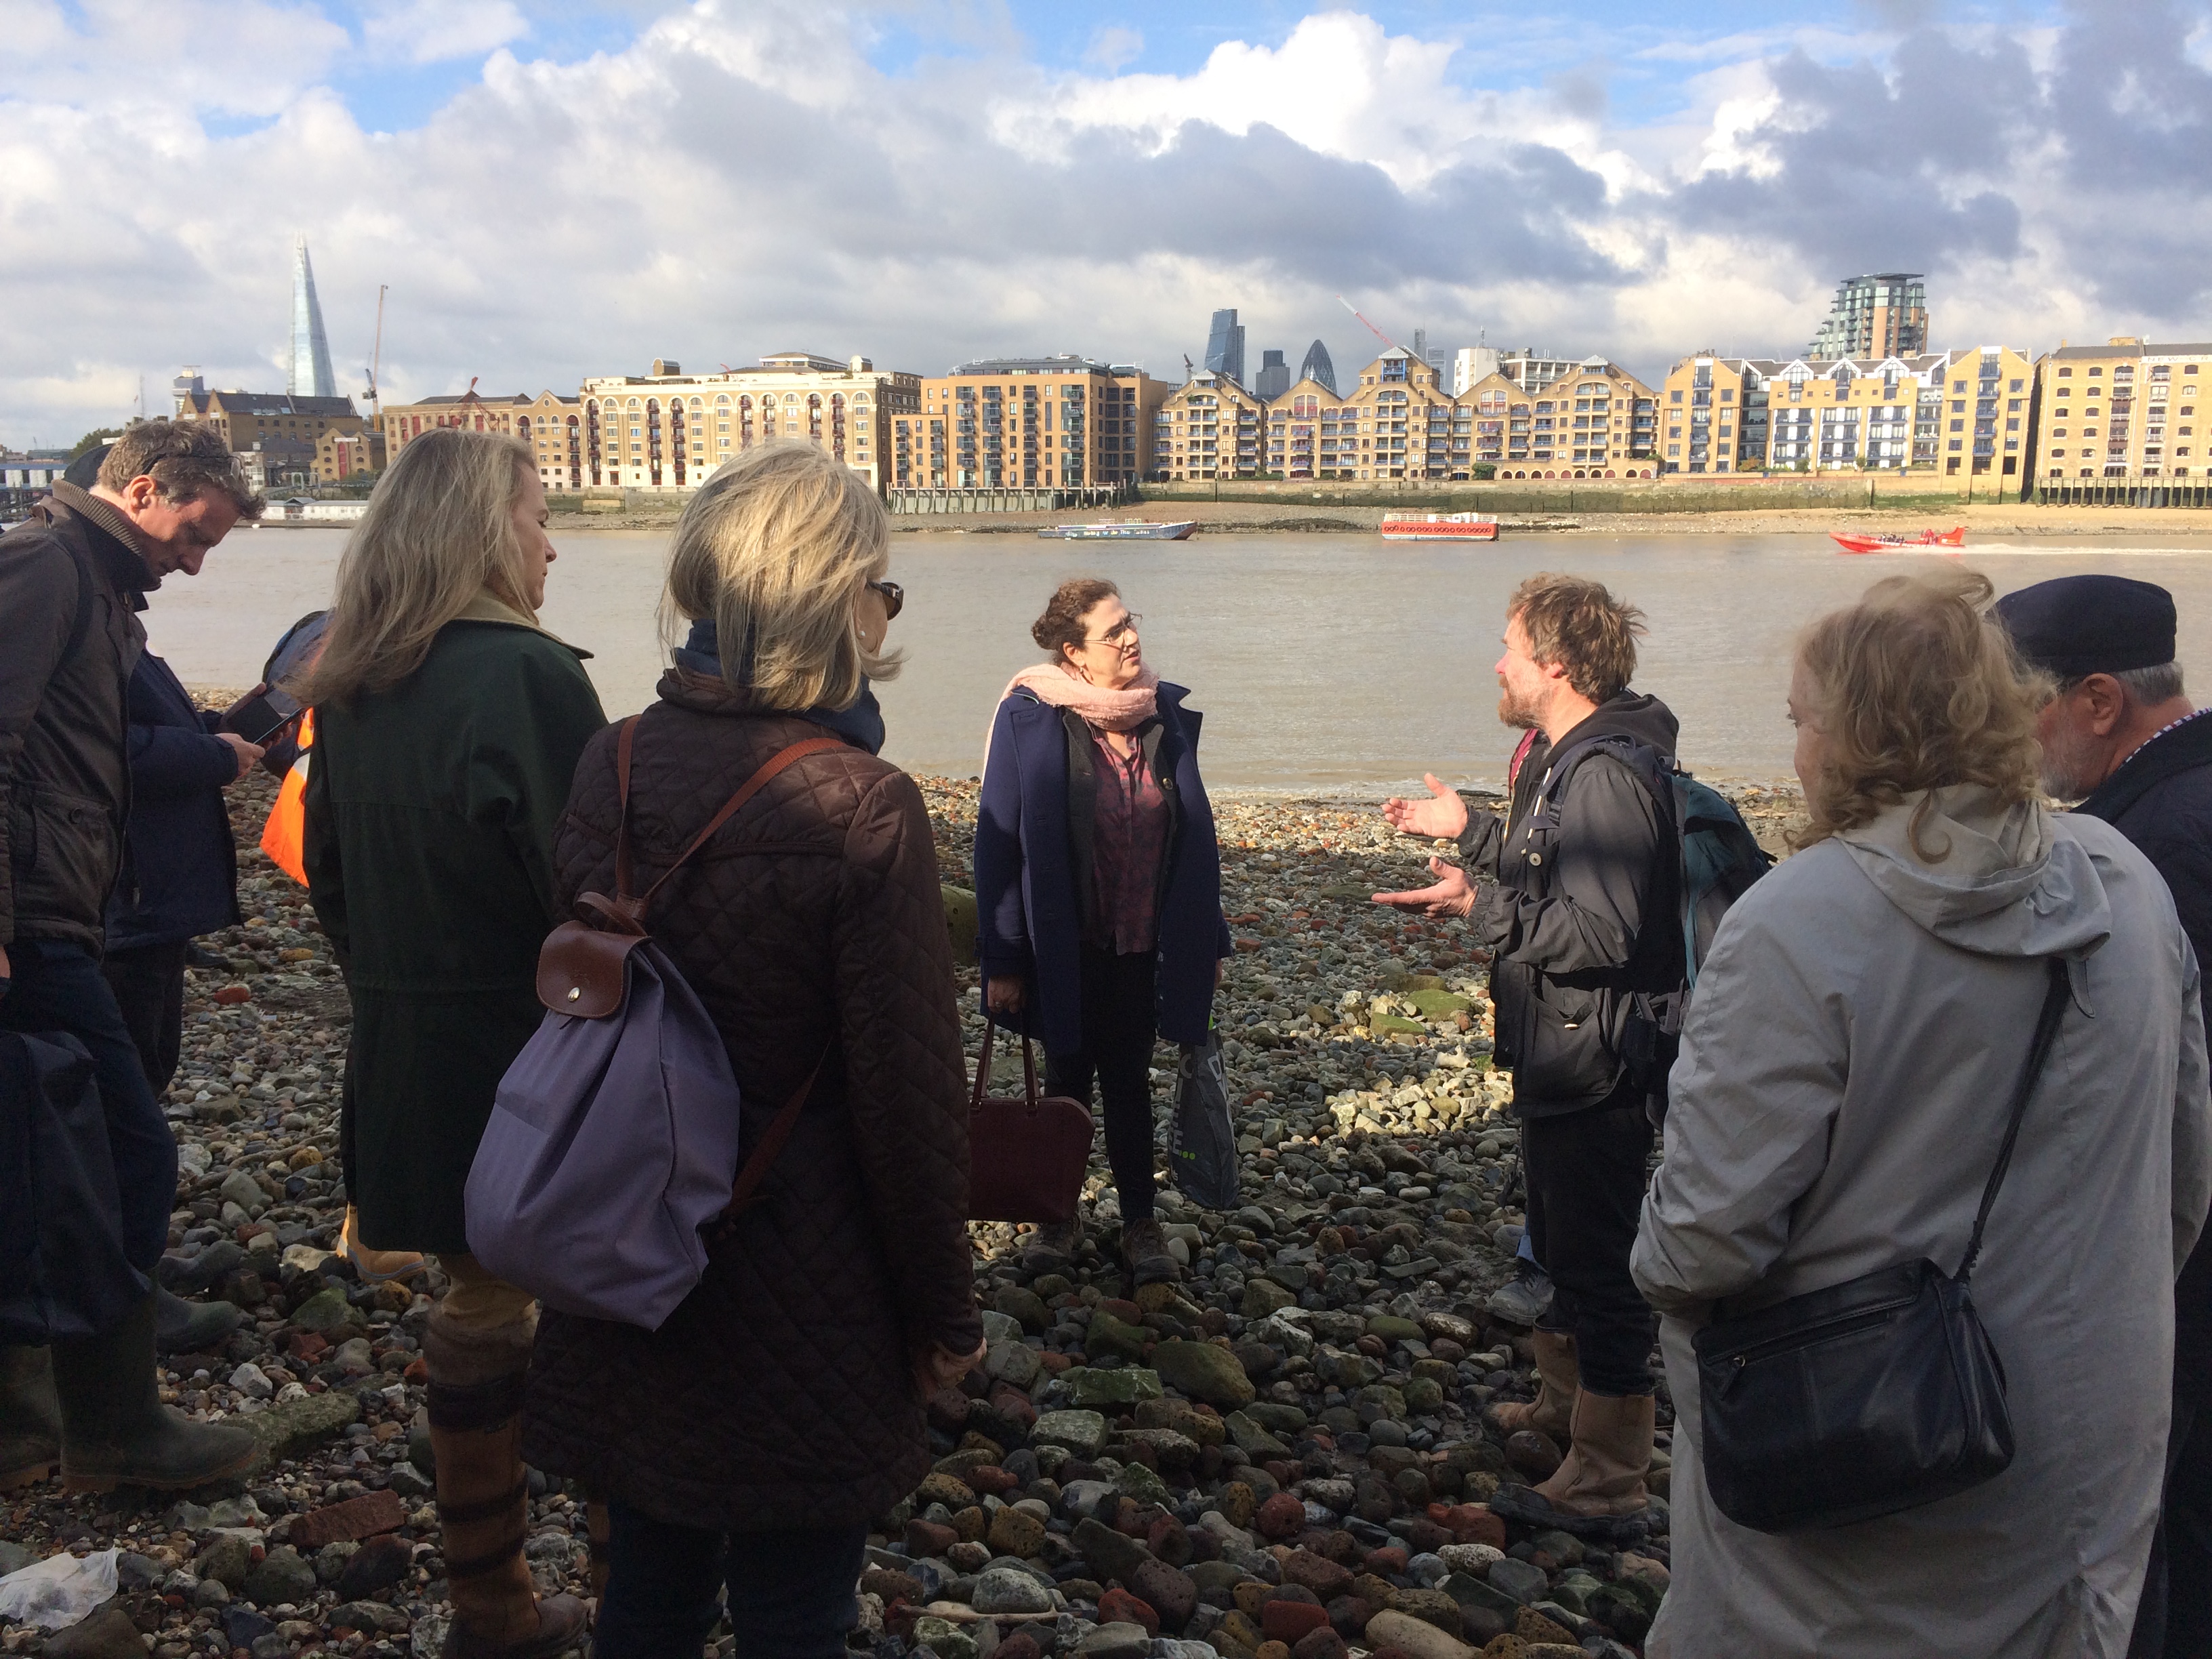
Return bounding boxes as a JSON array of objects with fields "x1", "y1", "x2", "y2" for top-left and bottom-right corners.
[
  {"x1": 897, "y1": 357, "x2": 1170, "y2": 489},
  {"x1": 381, "y1": 390, "x2": 581, "y2": 490},
  {"x1": 1154, "y1": 371, "x2": 1270, "y2": 480},
  {"x1": 2034, "y1": 338, "x2": 2212, "y2": 479},
  {"x1": 580, "y1": 354, "x2": 920, "y2": 493},
  {"x1": 316, "y1": 428, "x2": 387, "y2": 483},
  {"x1": 1656, "y1": 348, "x2": 2013, "y2": 476},
  {"x1": 1461, "y1": 358, "x2": 1658, "y2": 478}
]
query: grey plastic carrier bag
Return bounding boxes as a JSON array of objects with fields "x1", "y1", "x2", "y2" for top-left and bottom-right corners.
[{"x1": 1167, "y1": 1029, "x2": 1240, "y2": 1210}]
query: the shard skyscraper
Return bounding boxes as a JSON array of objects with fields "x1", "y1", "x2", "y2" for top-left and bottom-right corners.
[{"x1": 287, "y1": 235, "x2": 335, "y2": 398}]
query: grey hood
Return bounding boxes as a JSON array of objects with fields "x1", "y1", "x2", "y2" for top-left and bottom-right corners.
[{"x1": 1835, "y1": 784, "x2": 2111, "y2": 960}]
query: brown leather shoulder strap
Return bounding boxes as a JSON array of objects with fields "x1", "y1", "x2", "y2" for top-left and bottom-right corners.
[
  {"x1": 613, "y1": 715, "x2": 643, "y2": 901},
  {"x1": 636, "y1": 735, "x2": 849, "y2": 909}
]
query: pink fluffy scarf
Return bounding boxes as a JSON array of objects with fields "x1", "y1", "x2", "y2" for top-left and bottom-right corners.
[{"x1": 984, "y1": 661, "x2": 1161, "y2": 769}]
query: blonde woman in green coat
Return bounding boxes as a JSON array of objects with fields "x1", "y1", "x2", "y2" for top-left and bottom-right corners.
[{"x1": 300, "y1": 428, "x2": 603, "y2": 1659}]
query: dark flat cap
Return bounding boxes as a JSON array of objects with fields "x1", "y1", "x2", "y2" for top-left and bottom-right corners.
[
  {"x1": 62, "y1": 444, "x2": 110, "y2": 490},
  {"x1": 1992, "y1": 574, "x2": 2177, "y2": 678}
]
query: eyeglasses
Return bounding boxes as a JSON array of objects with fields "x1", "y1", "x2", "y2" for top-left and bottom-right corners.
[
  {"x1": 867, "y1": 579, "x2": 903, "y2": 620},
  {"x1": 1087, "y1": 613, "x2": 1141, "y2": 647}
]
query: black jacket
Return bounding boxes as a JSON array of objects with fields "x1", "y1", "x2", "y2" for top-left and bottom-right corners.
[
  {"x1": 1457, "y1": 692, "x2": 1682, "y2": 1118},
  {"x1": 0, "y1": 485, "x2": 157, "y2": 952},
  {"x1": 104, "y1": 651, "x2": 241, "y2": 953},
  {"x1": 2074, "y1": 710, "x2": 2212, "y2": 1380}
]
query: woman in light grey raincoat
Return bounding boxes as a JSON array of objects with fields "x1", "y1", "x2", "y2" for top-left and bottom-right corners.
[{"x1": 1633, "y1": 569, "x2": 2212, "y2": 1659}]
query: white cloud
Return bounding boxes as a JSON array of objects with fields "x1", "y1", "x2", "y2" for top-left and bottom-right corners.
[
  {"x1": 3, "y1": 0, "x2": 2211, "y2": 451},
  {"x1": 361, "y1": 0, "x2": 529, "y2": 64},
  {"x1": 1083, "y1": 24, "x2": 1142, "y2": 71}
]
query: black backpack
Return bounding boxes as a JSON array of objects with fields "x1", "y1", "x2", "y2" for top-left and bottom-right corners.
[{"x1": 1529, "y1": 735, "x2": 1774, "y2": 1109}]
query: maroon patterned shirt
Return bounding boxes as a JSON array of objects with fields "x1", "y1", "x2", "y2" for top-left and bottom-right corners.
[{"x1": 1090, "y1": 729, "x2": 1170, "y2": 955}]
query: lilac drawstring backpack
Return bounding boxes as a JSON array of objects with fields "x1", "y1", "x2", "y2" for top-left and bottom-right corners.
[{"x1": 466, "y1": 717, "x2": 842, "y2": 1330}]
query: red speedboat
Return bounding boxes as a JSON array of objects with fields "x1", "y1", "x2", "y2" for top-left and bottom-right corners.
[{"x1": 1830, "y1": 526, "x2": 1967, "y2": 554}]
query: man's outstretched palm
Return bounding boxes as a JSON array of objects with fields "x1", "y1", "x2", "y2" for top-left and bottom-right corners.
[
  {"x1": 1382, "y1": 774, "x2": 1470, "y2": 840},
  {"x1": 1373, "y1": 855, "x2": 1477, "y2": 917}
]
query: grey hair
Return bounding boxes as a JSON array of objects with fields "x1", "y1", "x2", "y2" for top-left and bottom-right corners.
[{"x1": 2056, "y1": 661, "x2": 2187, "y2": 705}]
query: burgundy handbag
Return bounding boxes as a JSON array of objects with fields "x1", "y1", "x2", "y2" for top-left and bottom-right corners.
[{"x1": 968, "y1": 1019, "x2": 1094, "y2": 1223}]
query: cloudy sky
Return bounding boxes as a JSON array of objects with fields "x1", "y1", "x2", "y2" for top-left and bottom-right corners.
[{"x1": 4, "y1": 0, "x2": 2209, "y2": 450}]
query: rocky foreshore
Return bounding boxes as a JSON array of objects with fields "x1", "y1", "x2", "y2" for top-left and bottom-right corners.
[{"x1": 0, "y1": 769, "x2": 1809, "y2": 1659}]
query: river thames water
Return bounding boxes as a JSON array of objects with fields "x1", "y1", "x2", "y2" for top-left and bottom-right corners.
[{"x1": 142, "y1": 527, "x2": 2212, "y2": 791}]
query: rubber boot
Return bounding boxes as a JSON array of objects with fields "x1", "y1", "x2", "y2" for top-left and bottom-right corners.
[
  {"x1": 1531, "y1": 1389, "x2": 1654, "y2": 1519},
  {"x1": 1486, "y1": 1330, "x2": 1578, "y2": 1441},
  {"x1": 0, "y1": 1347, "x2": 62, "y2": 1490},
  {"x1": 49, "y1": 1294, "x2": 259, "y2": 1493},
  {"x1": 155, "y1": 1287, "x2": 242, "y2": 1356},
  {"x1": 424, "y1": 1315, "x2": 585, "y2": 1659}
]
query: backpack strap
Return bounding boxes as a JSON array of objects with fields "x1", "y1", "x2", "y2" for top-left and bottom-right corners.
[
  {"x1": 711, "y1": 1050, "x2": 828, "y2": 1233},
  {"x1": 611, "y1": 714, "x2": 848, "y2": 914}
]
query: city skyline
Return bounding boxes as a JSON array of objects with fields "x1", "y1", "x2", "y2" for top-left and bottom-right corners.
[{"x1": 4, "y1": 1, "x2": 2209, "y2": 449}]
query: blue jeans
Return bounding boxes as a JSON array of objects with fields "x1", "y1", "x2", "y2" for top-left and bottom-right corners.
[
  {"x1": 594, "y1": 1502, "x2": 868, "y2": 1659},
  {"x1": 0, "y1": 939, "x2": 176, "y2": 1273}
]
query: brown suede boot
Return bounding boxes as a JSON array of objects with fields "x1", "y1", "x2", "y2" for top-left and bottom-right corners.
[
  {"x1": 1486, "y1": 1330, "x2": 1578, "y2": 1442},
  {"x1": 424, "y1": 1317, "x2": 585, "y2": 1659},
  {"x1": 0, "y1": 1347, "x2": 62, "y2": 1490},
  {"x1": 1120, "y1": 1218, "x2": 1179, "y2": 1287},
  {"x1": 1531, "y1": 1389, "x2": 1654, "y2": 1519}
]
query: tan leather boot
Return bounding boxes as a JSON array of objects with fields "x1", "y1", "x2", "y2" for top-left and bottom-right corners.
[
  {"x1": 341, "y1": 1204, "x2": 428, "y2": 1284},
  {"x1": 1531, "y1": 1389, "x2": 1654, "y2": 1518},
  {"x1": 424, "y1": 1317, "x2": 584, "y2": 1658},
  {"x1": 1486, "y1": 1330, "x2": 1578, "y2": 1441}
]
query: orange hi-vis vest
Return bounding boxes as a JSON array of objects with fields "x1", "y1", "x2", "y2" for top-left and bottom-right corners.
[{"x1": 261, "y1": 708, "x2": 314, "y2": 886}]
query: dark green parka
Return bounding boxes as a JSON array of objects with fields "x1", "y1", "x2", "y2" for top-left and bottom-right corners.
[{"x1": 303, "y1": 596, "x2": 605, "y2": 1253}]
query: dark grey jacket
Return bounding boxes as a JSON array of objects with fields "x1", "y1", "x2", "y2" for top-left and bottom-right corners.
[
  {"x1": 1457, "y1": 692, "x2": 1683, "y2": 1118},
  {"x1": 0, "y1": 485, "x2": 157, "y2": 952}
]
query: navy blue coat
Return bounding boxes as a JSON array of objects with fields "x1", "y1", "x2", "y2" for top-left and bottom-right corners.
[
  {"x1": 975, "y1": 682, "x2": 1229, "y2": 1057},
  {"x1": 2076, "y1": 710, "x2": 2212, "y2": 1385},
  {"x1": 104, "y1": 651, "x2": 240, "y2": 952}
]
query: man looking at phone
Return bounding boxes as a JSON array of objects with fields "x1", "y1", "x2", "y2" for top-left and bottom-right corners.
[
  {"x1": 1373, "y1": 573, "x2": 1681, "y2": 1531},
  {"x1": 0, "y1": 421, "x2": 264, "y2": 1492}
]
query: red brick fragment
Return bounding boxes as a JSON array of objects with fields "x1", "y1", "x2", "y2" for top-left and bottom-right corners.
[{"x1": 289, "y1": 1488, "x2": 405, "y2": 1549}]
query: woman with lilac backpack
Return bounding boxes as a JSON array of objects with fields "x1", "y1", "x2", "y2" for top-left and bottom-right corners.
[{"x1": 520, "y1": 443, "x2": 983, "y2": 1659}]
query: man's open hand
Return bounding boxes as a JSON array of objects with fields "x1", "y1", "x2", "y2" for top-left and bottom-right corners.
[
  {"x1": 1373, "y1": 856, "x2": 1477, "y2": 918},
  {"x1": 1382, "y1": 775, "x2": 1470, "y2": 842}
]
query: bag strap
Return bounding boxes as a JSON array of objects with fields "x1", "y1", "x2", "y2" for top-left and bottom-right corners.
[
  {"x1": 970, "y1": 1018, "x2": 1040, "y2": 1112},
  {"x1": 612, "y1": 714, "x2": 848, "y2": 913},
  {"x1": 706, "y1": 1050, "x2": 828, "y2": 1235},
  {"x1": 1957, "y1": 958, "x2": 2073, "y2": 1283}
]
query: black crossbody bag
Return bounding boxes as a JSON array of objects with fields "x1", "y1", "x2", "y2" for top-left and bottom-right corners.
[{"x1": 1692, "y1": 958, "x2": 2072, "y2": 1534}]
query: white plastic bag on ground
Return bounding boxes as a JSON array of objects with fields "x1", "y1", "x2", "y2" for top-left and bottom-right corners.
[{"x1": 0, "y1": 1547, "x2": 119, "y2": 1630}]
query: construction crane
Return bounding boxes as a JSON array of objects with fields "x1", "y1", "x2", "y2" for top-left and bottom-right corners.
[
  {"x1": 363, "y1": 284, "x2": 387, "y2": 419},
  {"x1": 1337, "y1": 295, "x2": 1399, "y2": 352}
]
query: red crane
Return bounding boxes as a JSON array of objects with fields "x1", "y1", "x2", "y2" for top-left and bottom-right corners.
[{"x1": 1337, "y1": 295, "x2": 1399, "y2": 352}]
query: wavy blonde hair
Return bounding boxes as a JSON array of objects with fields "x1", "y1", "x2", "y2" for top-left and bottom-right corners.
[
  {"x1": 661, "y1": 441, "x2": 900, "y2": 711},
  {"x1": 1793, "y1": 567, "x2": 2043, "y2": 853},
  {"x1": 295, "y1": 428, "x2": 537, "y2": 705}
]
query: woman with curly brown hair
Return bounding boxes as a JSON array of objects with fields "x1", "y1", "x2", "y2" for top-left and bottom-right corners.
[
  {"x1": 1633, "y1": 569, "x2": 2212, "y2": 1658},
  {"x1": 974, "y1": 577, "x2": 1229, "y2": 1286}
]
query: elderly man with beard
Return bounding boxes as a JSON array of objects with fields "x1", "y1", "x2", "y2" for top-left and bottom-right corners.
[
  {"x1": 1995, "y1": 574, "x2": 2212, "y2": 1659},
  {"x1": 1375, "y1": 573, "x2": 1682, "y2": 1532}
]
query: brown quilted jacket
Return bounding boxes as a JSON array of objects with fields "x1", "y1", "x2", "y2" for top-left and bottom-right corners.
[{"x1": 521, "y1": 672, "x2": 981, "y2": 1530}]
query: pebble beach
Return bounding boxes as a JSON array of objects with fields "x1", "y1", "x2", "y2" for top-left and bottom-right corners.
[{"x1": 0, "y1": 760, "x2": 1809, "y2": 1659}]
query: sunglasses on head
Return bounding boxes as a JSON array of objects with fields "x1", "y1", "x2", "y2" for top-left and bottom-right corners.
[{"x1": 867, "y1": 579, "x2": 903, "y2": 620}]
